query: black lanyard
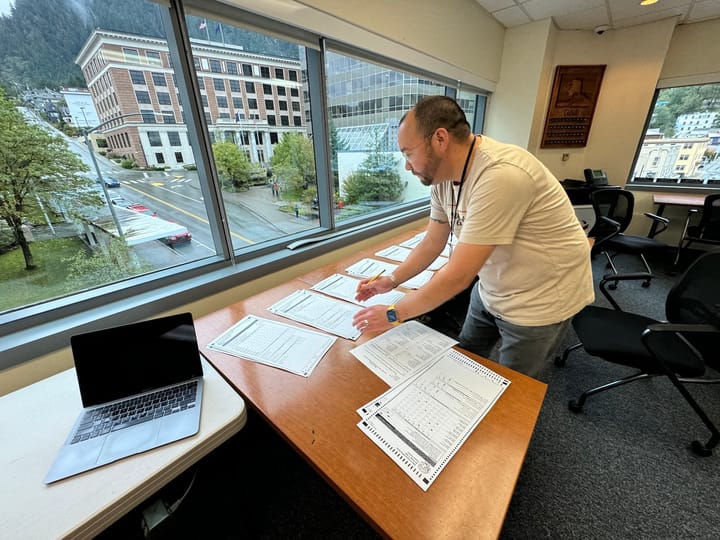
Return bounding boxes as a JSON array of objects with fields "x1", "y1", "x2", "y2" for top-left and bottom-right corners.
[{"x1": 450, "y1": 135, "x2": 477, "y2": 251}]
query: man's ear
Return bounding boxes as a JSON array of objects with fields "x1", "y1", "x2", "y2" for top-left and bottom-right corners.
[{"x1": 433, "y1": 127, "x2": 450, "y2": 149}]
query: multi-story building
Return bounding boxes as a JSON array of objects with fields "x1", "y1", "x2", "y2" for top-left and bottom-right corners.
[
  {"x1": 75, "y1": 29, "x2": 306, "y2": 169},
  {"x1": 633, "y1": 136, "x2": 709, "y2": 181},
  {"x1": 675, "y1": 111, "x2": 718, "y2": 137}
]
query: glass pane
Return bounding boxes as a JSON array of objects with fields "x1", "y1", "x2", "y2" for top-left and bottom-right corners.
[
  {"x1": 186, "y1": 15, "x2": 320, "y2": 250},
  {"x1": 0, "y1": 0, "x2": 217, "y2": 315},
  {"x1": 325, "y1": 51, "x2": 446, "y2": 222},
  {"x1": 630, "y1": 83, "x2": 720, "y2": 186}
]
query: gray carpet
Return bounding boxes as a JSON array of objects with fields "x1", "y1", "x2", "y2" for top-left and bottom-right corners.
[{"x1": 99, "y1": 248, "x2": 720, "y2": 539}]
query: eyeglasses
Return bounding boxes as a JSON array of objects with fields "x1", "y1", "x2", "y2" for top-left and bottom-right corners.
[{"x1": 400, "y1": 135, "x2": 431, "y2": 161}]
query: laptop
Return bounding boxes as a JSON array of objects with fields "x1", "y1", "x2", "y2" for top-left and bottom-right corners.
[{"x1": 44, "y1": 312, "x2": 204, "y2": 484}]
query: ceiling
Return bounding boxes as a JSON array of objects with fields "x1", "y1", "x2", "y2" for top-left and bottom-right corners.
[{"x1": 474, "y1": 0, "x2": 720, "y2": 31}]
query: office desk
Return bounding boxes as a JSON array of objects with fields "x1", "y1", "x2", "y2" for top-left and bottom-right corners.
[
  {"x1": 0, "y1": 358, "x2": 246, "y2": 540},
  {"x1": 650, "y1": 193, "x2": 707, "y2": 237},
  {"x1": 196, "y1": 231, "x2": 548, "y2": 540}
]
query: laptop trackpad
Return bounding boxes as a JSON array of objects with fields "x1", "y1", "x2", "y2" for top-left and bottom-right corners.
[{"x1": 98, "y1": 422, "x2": 160, "y2": 464}]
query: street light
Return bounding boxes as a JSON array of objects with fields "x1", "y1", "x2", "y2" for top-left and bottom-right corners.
[{"x1": 83, "y1": 112, "x2": 144, "y2": 240}]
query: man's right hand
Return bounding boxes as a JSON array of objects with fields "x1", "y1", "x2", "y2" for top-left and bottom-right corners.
[{"x1": 355, "y1": 276, "x2": 394, "y2": 302}]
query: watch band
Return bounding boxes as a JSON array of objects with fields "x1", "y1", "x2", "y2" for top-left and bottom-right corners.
[
  {"x1": 386, "y1": 304, "x2": 401, "y2": 325},
  {"x1": 388, "y1": 273, "x2": 399, "y2": 288}
]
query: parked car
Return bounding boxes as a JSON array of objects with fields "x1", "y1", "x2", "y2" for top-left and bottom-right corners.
[
  {"x1": 102, "y1": 176, "x2": 121, "y2": 188},
  {"x1": 110, "y1": 197, "x2": 157, "y2": 217},
  {"x1": 161, "y1": 228, "x2": 192, "y2": 245}
]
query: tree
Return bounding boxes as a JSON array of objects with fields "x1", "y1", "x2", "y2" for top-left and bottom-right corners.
[
  {"x1": 270, "y1": 133, "x2": 316, "y2": 199},
  {"x1": 328, "y1": 119, "x2": 347, "y2": 192},
  {"x1": 341, "y1": 128, "x2": 404, "y2": 205},
  {"x1": 0, "y1": 89, "x2": 97, "y2": 270},
  {"x1": 64, "y1": 237, "x2": 151, "y2": 287},
  {"x1": 212, "y1": 141, "x2": 252, "y2": 191}
]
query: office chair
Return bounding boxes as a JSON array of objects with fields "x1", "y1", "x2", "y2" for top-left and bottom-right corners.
[
  {"x1": 555, "y1": 250, "x2": 720, "y2": 456},
  {"x1": 588, "y1": 188, "x2": 669, "y2": 287},
  {"x1": 672, "y1": 193, "x2": 720, "y2": 271}
]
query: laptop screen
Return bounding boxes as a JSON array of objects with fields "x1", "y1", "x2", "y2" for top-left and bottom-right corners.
[{"x1": 70, "y1": 312, "x2": 204, "y2": 407}]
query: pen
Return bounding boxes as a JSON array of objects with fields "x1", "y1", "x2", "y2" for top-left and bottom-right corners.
[{"x1": 367, "y1": 269, "x2": 385, "y2": 284}]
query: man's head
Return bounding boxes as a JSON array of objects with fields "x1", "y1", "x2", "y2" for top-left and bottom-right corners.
[{"x1": 398, "y1": 96, "x2": 471, "y2": 186}]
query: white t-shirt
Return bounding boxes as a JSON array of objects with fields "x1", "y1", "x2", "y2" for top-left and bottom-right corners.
[{"x1": 430, "y1": 135, "x2": 594, "y2": 326}]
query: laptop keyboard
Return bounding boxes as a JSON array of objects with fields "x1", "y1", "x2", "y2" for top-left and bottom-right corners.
[{"x1": 71, "y1": 380, "x2": 198, "y2": 444}]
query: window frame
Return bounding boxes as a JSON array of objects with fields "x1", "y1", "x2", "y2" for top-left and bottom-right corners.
[{"x1": 0, "y1": 0, "x2": 489, "y2": 373}]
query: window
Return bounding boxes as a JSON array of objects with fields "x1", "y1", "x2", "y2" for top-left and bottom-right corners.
[
  {"x1": 129, "y1": 70, "x2": 146, "y2": 84},
  {"x1": 277, "y1": 87, "x2": 286, "y2": 96},
  {"x1": 152, "y1": 72, "x2": 167, "y2": 86},
  {"x1": 1, "y1": 0, "x2": 488, "y2": 374},
  {"x1": 135, "y1": 90, "x2": 151, "y2": 104},
  {"x1": 147, "y1": 131, "x2": 162, "y2": 146},
  {"x1": 168, "y1": 131, "x2": 181, "y2": 146},
  {"x1": 263, "y1": 84, "x2": 272, "y2": 94},
  {"x1": 226, "y1": 61, "x2": 238, "y2": 75},
  {"x1": 630, "y1": 83, "x2": 720, "y2": 185},
  {"x1": 265, "y1": 99, "x2": 274, "y2": 110},
  {"x1": 246, "y1": 81, "x2": 256, "y2": 93}
]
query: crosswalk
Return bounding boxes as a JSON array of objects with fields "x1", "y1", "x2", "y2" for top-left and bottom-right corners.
[{"x1": 123, "y1": 176, "x2": 193, "y2": 185}]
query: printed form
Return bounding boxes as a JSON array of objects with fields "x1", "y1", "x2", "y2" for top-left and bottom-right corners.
[
  {"x1": 375, "y1": 245, "x2": 448, "y2": 271},
  {"x1": 350, "y1": 320, "x2": 458, "y2": 385},
  {"x1": 357, "y1": 348, "x2": 510, "y2": 491},
  {"x1": 268, "y1": 289, "x2": 362, "y2": 340},
  {"x1": 207, "y1": 314, "x2": 335, "y2": 377},
  {"x1": 345, "y1": 258, "x2": 434, "y2": 289},
  {"x1": 311, "y1": 273, "x2": 405, "y2": 306}
]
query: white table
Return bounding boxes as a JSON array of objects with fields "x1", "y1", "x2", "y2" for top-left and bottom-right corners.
[{"x1": 0, "y1": 357, "x2": 246, "y2": 540}]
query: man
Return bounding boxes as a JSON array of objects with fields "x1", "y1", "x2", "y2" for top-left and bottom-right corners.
[{"x1": 352, "y1": 96, "x2": 593, "y2": 378}]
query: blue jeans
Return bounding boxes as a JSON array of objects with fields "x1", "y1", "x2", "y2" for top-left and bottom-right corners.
[{"x1": 458, "y1": 283, "x2": 572, "y2": 378}]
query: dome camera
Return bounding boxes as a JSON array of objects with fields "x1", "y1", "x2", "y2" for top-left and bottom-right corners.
[{"x1": 594, "y1": 24, "x2": 610, "y2": 36}]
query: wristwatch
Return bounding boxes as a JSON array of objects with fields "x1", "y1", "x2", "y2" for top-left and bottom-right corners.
[{"x1": 386, "y1": 304, "x2": 402, "y2": 326}]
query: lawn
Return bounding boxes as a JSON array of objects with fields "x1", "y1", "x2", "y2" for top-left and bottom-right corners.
[{"x1": 0, "y1": 237, "x2": 88, "y2": 312}]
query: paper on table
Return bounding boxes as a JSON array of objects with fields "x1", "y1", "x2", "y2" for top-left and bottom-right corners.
[
  {"x1": 346, "y1": 258, "x2": 434, "y2": 289},
  {"x1": 311, "y1": 273, "x2": 405, "y2": 307},
  {"x1": 350, "y1": 320, "x2": 457, "y2": 385},
  {"x1": 207, "y1": 314, "x2": 335, "y2": 377},
  {"x1": 357, "y1": 348, "x2": 510, "y2": 491},
  {"x1": 268, "y1": 289, "x2": 362, "y2": 340},
  {"x1": 399, "y1": 231, "x2": 456, "y2": 258},
  {"x1": 375, "y1": 245, "x2": 448, "y2": 271}
]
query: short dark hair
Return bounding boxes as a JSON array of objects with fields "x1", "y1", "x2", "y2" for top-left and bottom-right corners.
[{"x1": 400, "y1": 96, "x2": 471, "y2": 141}]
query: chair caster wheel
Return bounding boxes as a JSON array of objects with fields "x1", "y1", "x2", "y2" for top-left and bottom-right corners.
[
  {"x1": 642, "y1": 281, "x2": 651, "y2": 288},
  {"x1": 691, "y1": 440, "x2": 712, "y2": 457},
  {"x1": 554, "y1": 356, "x2": 565, "y2": 367},
  {"x1": 568, "y1": 400, "x2": 583, "y2": 413},
  {"x1": 608, "y1": 283, "x2": 617, "y2": 290}
]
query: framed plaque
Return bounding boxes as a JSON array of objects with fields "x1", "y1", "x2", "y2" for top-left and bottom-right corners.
[{"x1": 540, "y1": 65, "x2": 606, "y2": 148}]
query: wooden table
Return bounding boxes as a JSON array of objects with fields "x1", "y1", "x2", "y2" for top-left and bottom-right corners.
[
  {"x1": 196, "y1": 230, "x2": 547, "y2": 540},
  {"x1": 0, "y1": 358, "x2": 247, "y2": 540},
  {"x1": 649, "y1": 193, "x2": 707, "y2": 237}
]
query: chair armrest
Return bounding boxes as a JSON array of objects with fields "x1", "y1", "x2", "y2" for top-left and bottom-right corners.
[
  {"x1": 599, "y1": 272, "x2": 655, "y2": 310},
  {"x1": 641, "y1": 323, "x2": 720, "y2": 375},
  {"x1": 594, "y1": 216, "x2": 622, "y2": 247},
  {"x1": 643, "y1": 212, "x2": 670, "y2": 238}
]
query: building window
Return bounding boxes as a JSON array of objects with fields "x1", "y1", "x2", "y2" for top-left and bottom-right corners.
[
  {"x1": 146, "y1": 51, "x2": 161, "y2": 66},
  {"x1": 229, "y1": 80, "x2": 241, "y2": 93},
  {"x1": 122, "y1": 47, "x2": 140, "y2": 63},
  {"x1": 201, "y1": 94, "x2": 208, "y2": 107},
  {"x1": 213, "y1": 78, "x2": 225, "y2": 92},
  {"x1": 157, "y1": 92, "x2": 171, "y2": 105},
  {"x1": 265, "y1": 99, "x2": 274, "y2": 110},
  {"x1": 263, "y1": 84, "x2": 272, "y2": 94},
  {"x1": 293, "y1": 116, "x2": 302, "y2": 126},
  {"x1": 209, "y1": 59, "x2": 222, "y2": 73},
  {"x1": 162, "y1": 112, "x2": 175, "y2": 124},
  {"x1": 135, "y1": 90, "x2": 151, "y2": 104},
  {"x1": 242, "y1": 63, "x2": 252, "y2": 76},
  {"x1": 141, "y1": 110, "x2": 156, "y2": 123},
  {"x1": 197, "y1": 77, "x2": 205, "y2": 90},
  {"x1": 175, "y1": 151, "x2": 184, "y2": 163},
  {"x1": 168, "y1": 131, "x2": 181, "y2": 146},
  {"x1": 292, "y1": 102, "x2": 300, "y2": 112},
  {"x1": 155, "y1": 152, "x2": 165, "y2": 164},
  {"x1": 267, "y1": 115, "x2": 276, "y2": 126},
  {"x1": 152, "y1": 72, "x2": 166, "y2": 86},
  {"x1": 232, "y1": 97, "x2": 242, "y2": 108},
  {"x1": 277, "y1": 86, "x2": 286, "y2": 96},
  {"x1": 630, "y1": 82, "x2": 720, "y2": 185},
  {"x1": 147, "y1": 131, "x2": 162, "y2": 146},
  {"x1": 279, "y1": 101, "x2": 288, "y2": 111},
  {"x1": 129, "y1": 70, "x2": 146, "y2": 84},
  {"x1": 289, "y1": 70, "x2": 298, "y2": 82},
  {"x1": 260, "y1": 66, "x2": 270, "y2": 78},
  {"x1": 248, "y1": 98, "x2": 257, "y2": 109},
  {"x1": 245, "y1": 81, "x2": 255, "y2": 93},
  {"x1": 226, "y1": 61, "x2": 238, "y2": 75},
  {"x1": 275, "y1": 68, "x2": 284, "y2": 79},
  {"x1": 217, "y1": 96, "x2": 228, "y2": 108}
]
